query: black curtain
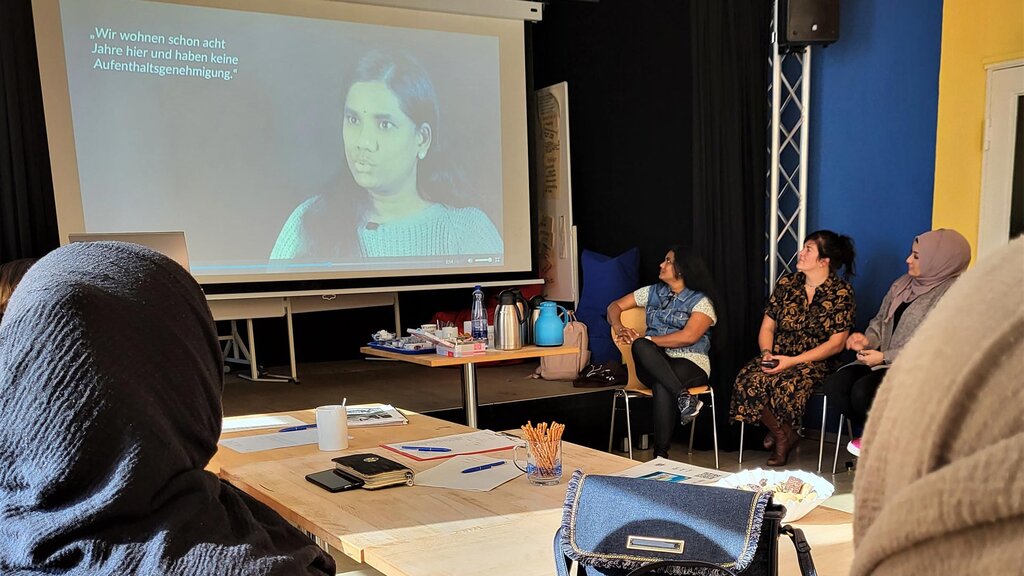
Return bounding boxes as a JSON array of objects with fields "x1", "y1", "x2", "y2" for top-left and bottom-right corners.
[
  {"x1": 531, "y1": 0, "x2": 694, "y2": 282},
  {"x1": 689, "y1": 0, "x2": 770, "y2": 449},
  {"x1": 0, "y1": 0, "x2": 59, "y2": 262}
]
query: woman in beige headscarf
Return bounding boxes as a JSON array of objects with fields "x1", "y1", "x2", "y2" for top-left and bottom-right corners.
[
  {"x1": 851, "y1": 236, "x2": 1024, "y2": 575},
  {"x1": 823, "y1": 229, "x2": 971, "y2": 447}
]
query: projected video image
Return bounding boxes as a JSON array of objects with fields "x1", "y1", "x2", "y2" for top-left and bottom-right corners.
[
  {"x1": 57, "y1": 0, "x2": 508, "y2": 279},
  {"x1": 270, "y1": 49, "x2": 503, "y2": 262}
]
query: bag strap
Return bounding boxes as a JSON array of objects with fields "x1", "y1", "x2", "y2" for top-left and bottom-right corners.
[
  {"x1": 554, "y1": 527, "x2": 572, "y2": 576},
  {"x1": 781, "y1": 525, "x2": 818, "y2": 576}
]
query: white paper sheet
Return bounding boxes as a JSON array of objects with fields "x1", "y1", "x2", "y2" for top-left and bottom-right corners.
[
  {"x1": 347, "y1": 404, "x2": 408, "y2": 427},
  {"x1": 381, "y1": 430, "x2": 520, "y2": 461},
  {"x1": 612, "y1": 457, "x2": 730, "y2": 485},
  {"x1": 221, "y1": 414, "x2": 306, "y2": 433},
  {"x1": 217, "y1": 429, "x2": 320, "y2": 453},
  {"x1": 414, "y1": 455, "x2": 523, "y2": 491}
]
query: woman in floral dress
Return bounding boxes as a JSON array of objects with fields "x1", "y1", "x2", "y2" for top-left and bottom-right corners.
[{"x1": 731, "y1": 230, "x2": 857, "y2": 466}]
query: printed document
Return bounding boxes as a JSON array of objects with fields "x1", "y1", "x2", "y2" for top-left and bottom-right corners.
[
  {"x1": 414, "y1": 455, "x2": 523, "y2": 491},
  {"x1": 381, "y1": 430, "x2": 520, "y2": 461},
  {"x1": 613, "y1": 457, "x2": 730, "y2": 485}
]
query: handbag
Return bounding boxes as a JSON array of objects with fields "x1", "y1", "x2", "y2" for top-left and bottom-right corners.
[
  {"x1": 554, "y1": 471, "x2": 817, "y2": 576},
  {"x1": 535, "y1": 311, "x2": 591, "y2": 380}
]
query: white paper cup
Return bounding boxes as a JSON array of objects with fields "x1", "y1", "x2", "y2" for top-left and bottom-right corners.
[{"x1": 316, "y1": 405, "x2": 349, "y2": 451}]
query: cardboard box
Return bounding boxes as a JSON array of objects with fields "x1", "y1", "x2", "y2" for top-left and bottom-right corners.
[{"x1": 436, "y1": 341, "x2": 488, "y2": 357}]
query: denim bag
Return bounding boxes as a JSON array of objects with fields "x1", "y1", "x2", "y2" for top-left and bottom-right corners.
[{"x1": 554, "y1": 471, "x2": 817, "y2": 576}]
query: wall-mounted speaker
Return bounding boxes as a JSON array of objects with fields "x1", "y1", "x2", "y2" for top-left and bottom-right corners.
[{"x1": 779, "y1": 0, "x2": 839, "y2": 47}]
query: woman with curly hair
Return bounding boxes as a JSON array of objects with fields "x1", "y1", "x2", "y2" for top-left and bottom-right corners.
[{"x1": 730, "y1": 230, "x2": 857, "y2": 466}]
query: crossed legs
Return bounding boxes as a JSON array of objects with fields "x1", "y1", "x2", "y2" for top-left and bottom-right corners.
[{"x1": 631, "y1": 338, "x2": 708, "y2": 458}]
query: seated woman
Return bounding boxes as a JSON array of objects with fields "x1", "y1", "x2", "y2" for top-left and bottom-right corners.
[
  {"x1": 0, "y1": 242, "x2": 335, "y2": 575},
  {"x1": 824, "y1": 229, "x2": 970, "y2": 446},
  {"x1": 607, "y1": 246, "x2": 718, "y2": 459},
  {"x1": 730, "y1": 230, "x2": 856, "y2": 466}
]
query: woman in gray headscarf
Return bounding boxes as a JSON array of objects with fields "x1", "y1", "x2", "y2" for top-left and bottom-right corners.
[
  {"x1": 0, "y1": 242, "x2": 335, "y2": 575},
  {"x1": 822, "y1": 228, "x2": 971, "y2": 445}
]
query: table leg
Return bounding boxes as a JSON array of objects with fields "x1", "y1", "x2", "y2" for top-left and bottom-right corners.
[{"x1": 460, "y1": 363, "x2": 478, "y2": 428}]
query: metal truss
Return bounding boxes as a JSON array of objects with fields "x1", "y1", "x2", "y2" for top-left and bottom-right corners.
[{"x1": 767, "y1": 1, "x2": 811, "y2": 289}]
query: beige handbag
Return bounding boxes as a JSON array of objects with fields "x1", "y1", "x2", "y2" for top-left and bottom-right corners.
[{"x1": 534, "y1": 311, "x2": 591, "y2": 381}]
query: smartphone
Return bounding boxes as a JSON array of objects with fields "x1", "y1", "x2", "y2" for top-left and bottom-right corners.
[
  {"x1": 305, "y1": 469, "x2": 364, "y2": 492},
  {"x1": 760, "y1": 359, "x2": 780, "y2": 369}
]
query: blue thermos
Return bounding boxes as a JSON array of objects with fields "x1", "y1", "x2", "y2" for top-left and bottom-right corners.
[{"x1": 533, "y1": 301, "x2": 569, "y2": 346}]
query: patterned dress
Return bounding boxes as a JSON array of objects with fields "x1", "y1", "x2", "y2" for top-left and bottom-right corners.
[{"x1": 730, "y1": 272, "x2": 855, "y2": 425}]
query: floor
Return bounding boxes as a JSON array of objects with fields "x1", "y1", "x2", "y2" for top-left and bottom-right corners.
[{"x1": 222, "y1": 356, "x2": 858, "y2": 513}]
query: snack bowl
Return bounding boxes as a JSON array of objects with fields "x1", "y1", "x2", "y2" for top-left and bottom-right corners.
[{"x1": 715, "y1": 468, "x2": 834, "y2": 523}]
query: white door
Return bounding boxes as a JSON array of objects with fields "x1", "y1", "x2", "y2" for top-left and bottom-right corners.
[{"x1": 979, "y1": 62, "x2": 1024, "y2": 260}]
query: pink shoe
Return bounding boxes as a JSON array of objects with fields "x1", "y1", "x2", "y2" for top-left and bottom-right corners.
[{"x1": 847, "y1": 437, "x2": 861, "y2": 456}]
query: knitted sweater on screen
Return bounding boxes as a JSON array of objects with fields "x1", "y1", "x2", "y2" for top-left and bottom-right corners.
[
  {"x1": 358, "y1": 202, "x2": 502, "y2": 257},
  {"x1": 271, "y1": 196, "x2": 502, "y2": 259}
]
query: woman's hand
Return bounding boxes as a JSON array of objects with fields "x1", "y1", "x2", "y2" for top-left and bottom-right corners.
[
  {"x1": 846, "y1": 332, "x2": 869, "y2": 351},
  {"x1": 613, "y1": 326, "x2": 641, "y2": 345},
  {"x1": 856, "y1": 349, "x2": 884, "y2": 367},
  {"x1": 762, "y1": 354, "x2": 797, "y2": 374}
]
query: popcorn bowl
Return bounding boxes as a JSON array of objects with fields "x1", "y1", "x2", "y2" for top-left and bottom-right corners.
[{"x1": 715, "y1": 468, "x2": 835, "y2": 523}]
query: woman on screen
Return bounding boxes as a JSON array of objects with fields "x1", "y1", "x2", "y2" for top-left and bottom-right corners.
[{"x1": 271, "y1": 49, "x2": 502, "y2": 260}]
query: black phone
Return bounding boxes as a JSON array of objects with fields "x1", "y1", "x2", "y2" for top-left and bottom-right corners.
[
  {"x1": 760, "y1": 359, "x2": 780, "y2": 369},
  {"x1": 305, "y1": 469, "x2": 364, "y2": 492}
]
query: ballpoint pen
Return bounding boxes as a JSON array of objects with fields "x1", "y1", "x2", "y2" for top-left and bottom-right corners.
[
  {"x1": 461, "y1": 461, "x2": 505, "y2": 474},
  {"x1": 399, "y1": 446, "x2": 452, "y2": 452},
  {"x1": 279, "y1": 424, "x2": 317, "y2": 432}
]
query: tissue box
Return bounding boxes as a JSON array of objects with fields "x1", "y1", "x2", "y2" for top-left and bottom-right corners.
[{"x1": 436, "y1": 341, "x2": 488, "y2": 357}]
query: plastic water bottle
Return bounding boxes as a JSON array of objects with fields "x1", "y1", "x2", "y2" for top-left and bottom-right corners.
[{"x1": 471, "y1": 285, "x2": 487, "y2": 340}]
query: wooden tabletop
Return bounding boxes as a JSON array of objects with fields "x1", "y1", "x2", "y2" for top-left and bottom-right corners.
[
  {"x1": 214, "y1": 410, "x2": 854, "y2": 576},
  {"x1": 218, "y1": 413, "x2": 631, "y2": 564},
  {"x1": 359, "y1": 344, "x2": 578, "y2": 367}
]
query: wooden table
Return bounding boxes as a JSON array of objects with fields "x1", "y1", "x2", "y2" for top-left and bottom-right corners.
[
  {"x1": 359, "y1": 345, "x2": 577, "y2": 427},
  {"x1": 215, "y1": 410, "x2": 854, "y2": 576}
]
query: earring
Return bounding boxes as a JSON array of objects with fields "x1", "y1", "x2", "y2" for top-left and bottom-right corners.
[{"x1": 418, "y1": 151, "x2": 426, "y2": 159}]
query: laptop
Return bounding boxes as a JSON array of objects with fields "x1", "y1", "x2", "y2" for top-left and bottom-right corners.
[{"x1": 67, "y1": 231, "x2": 191, "y2": 271}]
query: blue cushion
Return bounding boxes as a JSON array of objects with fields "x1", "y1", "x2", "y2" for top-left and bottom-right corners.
[{"x1": 576, "y1": 248, "x2": 639, "y2": 364}]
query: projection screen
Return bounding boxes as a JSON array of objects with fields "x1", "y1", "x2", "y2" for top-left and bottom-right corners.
[{"x1": 33, "y1": 0, "x2": 534, "y2": 284}]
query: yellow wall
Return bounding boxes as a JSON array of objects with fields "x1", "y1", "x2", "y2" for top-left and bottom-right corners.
[{"x1": 932, "y1": 0, "x2": 1024, "y2": 258}]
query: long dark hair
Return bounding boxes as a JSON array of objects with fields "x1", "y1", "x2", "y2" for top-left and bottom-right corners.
[
  {"x1": 669, "y1": 245, "x2": 725, "y2": 349},
  {"x1": 805, "y1": 230, "x2": 856, "y2": 279},
  {"x1": 344, "y1": 49, "x2": 466, "y2": 205}
]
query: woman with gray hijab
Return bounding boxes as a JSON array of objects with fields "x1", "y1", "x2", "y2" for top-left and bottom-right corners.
[
  {"x1": 0, "y1": 242, "x2": 334, "y2": 575},
  {"x1": 823, "y1": 228, "x2": 970, "y2": 449}
]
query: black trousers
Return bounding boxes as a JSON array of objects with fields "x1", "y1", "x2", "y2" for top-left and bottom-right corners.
[
  {"x1": 631, "y1": 338, "x2": 708, "y2": 457},
  {"x1": 821, "y1": 364, "x2": 885, "y2": 430}
]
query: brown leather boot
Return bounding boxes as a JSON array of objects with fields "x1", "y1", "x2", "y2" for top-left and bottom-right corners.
[
  {"x1": 763, "y1": 433, "x2": 775, "y2": 450},
  {"x1": 761, "y1": 407, "x2": 799, "y2": 466}
]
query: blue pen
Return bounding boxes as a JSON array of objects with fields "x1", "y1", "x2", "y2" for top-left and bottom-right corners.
[
  {"x1": 279, "y1": 424, "x2": 317, "y2": 432},
  {"x1": 400, "y1": 446, "x2": 452, "y2": 452},
  {"x1": 461, "y1": 461, "x2": 506, "y2": 474}
]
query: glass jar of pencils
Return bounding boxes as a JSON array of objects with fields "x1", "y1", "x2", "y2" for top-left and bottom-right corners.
[{"x1": 513, "y1": 421, "x2": 564, "y2": 486}]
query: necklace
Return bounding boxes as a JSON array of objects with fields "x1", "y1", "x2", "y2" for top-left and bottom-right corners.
[{"x1": 804, "y1": 274, "x2": 826, "y2": 289}]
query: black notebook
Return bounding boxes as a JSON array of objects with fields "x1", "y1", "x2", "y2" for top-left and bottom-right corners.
[{"x1": 332, "y1": 453, "x2": 414, "y2": 490}]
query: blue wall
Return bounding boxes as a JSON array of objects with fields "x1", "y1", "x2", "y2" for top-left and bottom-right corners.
[{"x1": 807, "y1": 0, "x2": 943, "y2": 328}]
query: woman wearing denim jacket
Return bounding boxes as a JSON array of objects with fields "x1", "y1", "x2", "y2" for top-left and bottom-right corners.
[{"x1": 607, "y1": 247, "x2": 719, "y2": 459}]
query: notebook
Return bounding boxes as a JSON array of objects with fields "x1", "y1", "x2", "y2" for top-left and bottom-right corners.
[{"x1": 332, "y1": 453, "x2": 414, "y2": 490}]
